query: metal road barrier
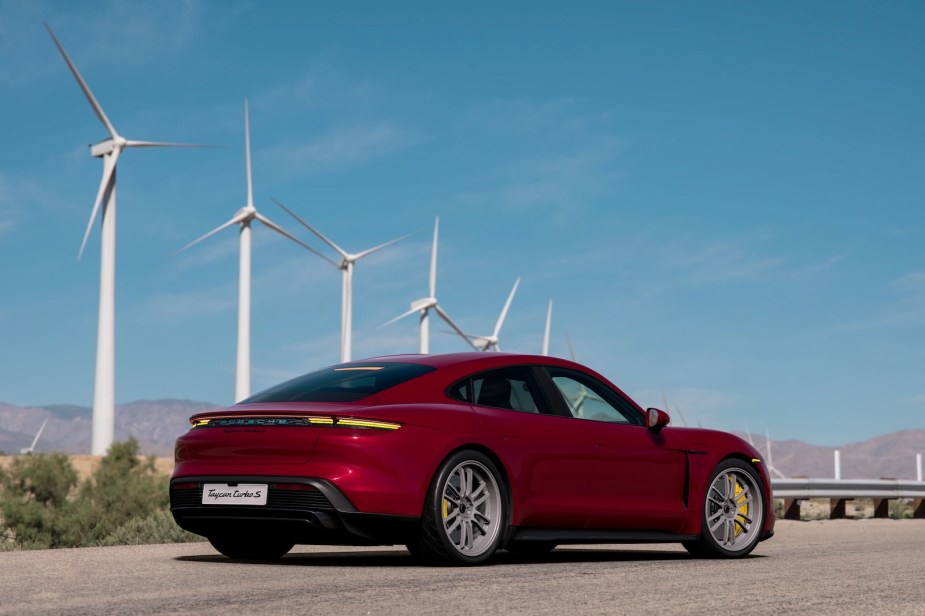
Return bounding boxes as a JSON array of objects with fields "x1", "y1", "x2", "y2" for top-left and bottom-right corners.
[{"x1": 771, "y1": 478, "x2": 925, "y2": 520}]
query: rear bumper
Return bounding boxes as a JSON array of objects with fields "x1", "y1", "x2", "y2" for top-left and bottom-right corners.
[{"x1": 169, "y1": 475, "x2": 417, "y2": 546}]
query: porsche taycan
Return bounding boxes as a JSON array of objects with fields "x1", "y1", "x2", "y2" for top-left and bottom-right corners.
[{"x1": 170, "y1": 353, "x2": 774, "y2": 564}]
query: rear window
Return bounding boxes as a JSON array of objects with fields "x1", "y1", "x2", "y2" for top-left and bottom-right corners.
[{"x1": 243, "y1": 362, "x2": 435, "y2": 403}]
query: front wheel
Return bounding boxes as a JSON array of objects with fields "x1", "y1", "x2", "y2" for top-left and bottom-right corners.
[
  {"x1": 407, "y1": 450, "x2": 508, "y2": 565},
  {"x1": 684, "y1": 458, "x2": 765, "y2": 558}
]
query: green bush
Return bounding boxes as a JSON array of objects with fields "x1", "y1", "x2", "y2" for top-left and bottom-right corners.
[
  {"x1": 0, "y1": 439, "x2": 198, "y2": 549},
  {"x1": 0, "y1": 453, "x2": 84, "y2": 548},
  {"x1": 96, "y1": 509, "x2": 200, "y2": 546}
]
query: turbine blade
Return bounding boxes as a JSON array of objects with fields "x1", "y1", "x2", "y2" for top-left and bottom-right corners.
[
  {"x1": 492, "y1": 277, "x2": 521, "y2": 338},
  {"x1": 78, "y1": 147, "x2": 120, "y2": 258},
  {"x1": 272, "y1": 198, "x2": 347, "y2": 259},
  {"x1": 124, "y1": 140, "x2": 210, "y2": 149},
  {"x1": 254, "y1": 211, "x2": 339, "y2": 266},
  {"x1": 244, "y1": 100, "x2": 254, "y2": 210},
  {"x1": 175, "y1": 213, "x2": 246, "y2": 254},
  {"x1": 434, "y1": 305, "x2": 477, "y2": 349},
  {"x1": 354, "y1": 233, "x2": 411, "y2": 260},
  {"x1": 566, "y1": 332, "x2": 577, "y2": 361},
  {"x1": 46, "y1": 24, "x2": 118, "y2": 139},
  {"x1": 429, "y1": 216, "x2": 439, "y2": 297},
  {"x1": 382, "y1": 306, "x2": 422, "y2": 328}
]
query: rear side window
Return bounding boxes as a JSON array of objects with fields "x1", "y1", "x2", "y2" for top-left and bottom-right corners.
[
  {"x1": 448, "y1": 367, "x2": 545, "y2": 414},
  {"x1": 244, "y1": 363, "x2": 435, "y2": 403}
]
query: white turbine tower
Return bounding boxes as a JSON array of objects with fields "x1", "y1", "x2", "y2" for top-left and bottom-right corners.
[
  {"x1": 455, "y1": 277, "x2": 521, "y2": 352},
  {"x1": 542, "y1": 300, "x2": 553, "y2": 356},
  {"x1": 274, "y1": 200, "x2": 409, "y2": 362},
  {"x1": 385, "y1": 217, "x2": 471, "y2": 353},
  {"x1": 48, "y1": 24, "x2": 201, "y2": 455},
  {"x1": 178, "y1": 101, "x2": 329, "y2": 402}
]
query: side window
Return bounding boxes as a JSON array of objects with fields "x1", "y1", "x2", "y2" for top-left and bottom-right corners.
[
  {"x1": 450, "y1": 367, "x2": 543, "y2": 413},
  {"x1": 546, "y1": 368, "x2": 643, "y2": 425}
]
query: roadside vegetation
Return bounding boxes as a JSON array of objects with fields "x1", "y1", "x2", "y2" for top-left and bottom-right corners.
[{"x1": 0, "y1": 439, "x2": 199, "y2": 550}]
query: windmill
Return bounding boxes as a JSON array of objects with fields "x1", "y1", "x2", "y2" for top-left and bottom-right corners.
[
  {"x1": 384, "y1": 217, "x2": 471, "y2": 353},
  {"x1": 541, "y1": 300, "x2": 553, "y2": 356},
  {"x1": 178, "y1": 101, "x2": 330, "y2": 401},
  {"x1": 453, "y1": 277, "x2": 521, "y2": 352},
  {"x1": 47, "y1": 24, "x2": 202, "y2": 455},
  {"x1": 274, "y1": 200, "x2": 409, "y2": 362},
  {"x1": 764, "y1": 429, "x2": 786, "y2": 479},
  {"x1": 660, "y1": 392, "x2": 688, "y2": 427},
  {"x1": 20, "y1": 419, "x2": 49, "y2": 455},
  {"x1": 562, "y1": 333, "x2": 606, "y2": 416}
]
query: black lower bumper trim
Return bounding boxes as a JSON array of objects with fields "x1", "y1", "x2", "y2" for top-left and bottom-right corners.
[{"x1": 170, "y1": 474, "x2": 417, "y2": 545}]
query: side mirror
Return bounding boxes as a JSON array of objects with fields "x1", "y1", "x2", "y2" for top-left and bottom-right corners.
[{"x1": 646, "y1": 408, "x2": 670, "y2": 434}]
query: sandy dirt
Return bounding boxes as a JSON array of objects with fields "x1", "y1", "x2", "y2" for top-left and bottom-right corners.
[{"x1": 0, "y1": 455, "x2": 174, "y2": 481}]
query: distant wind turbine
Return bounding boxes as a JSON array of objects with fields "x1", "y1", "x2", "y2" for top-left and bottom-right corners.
[
  {"x1": 275, "y1": 200, "x2": 409, "y2": 362},
  {"x1": 660, "y1": 392, "x2": 688, "y2": 427},
  {"x1": 542, "y1": 300, "x2": 553, "y2": 356},
  {"x1": 384, "y1": 217, "x2": 472, "y2": 353},
  {"x1": 454, "y1": 278, "x2": 521, "y2": 352},
  {"x1": 561, "y1": 334, "x2": 605, "y2": 416},
  {"x1": 178, "y1": 100, "x2": 329, "y2": 402},
  {"x1": 20, "y1": 419, "x2": 49, "y2": 455},
  {"x1": 47, "y1": 24, "x2": 203, "y2": 455},
  {"x1": 764, "y1": 430, "x2": 786, "y2": 479}
]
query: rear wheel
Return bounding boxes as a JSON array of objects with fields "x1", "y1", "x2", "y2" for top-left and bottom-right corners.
[
  {"x1": 208, "y1": 535, "x2": 294, "y2": 560},
  {"x1": 684, "y1": 459, "x2": 765, "y2": 558},
  {"x1": 407, "y1": 450, "x2": 507, "y2": 565}
]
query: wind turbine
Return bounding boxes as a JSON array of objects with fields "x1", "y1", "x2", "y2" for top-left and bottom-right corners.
[
  {"x1": 454, "y1": 277, "x2": 521, "y2": 352},
  {"x1": 562, "y1": 333, "x2": 606, "y2": 416},
  {"x1": 47, "y1": 24, "x2": 201, "y2": 455},
  {"x1": 274, "y1": 200, "x2": 410, "y2": 362},
  {"x1": 764, "y1": 430, "x2": 786, "y2": 479},
  {"x1": 178, "y1": 100, "x2": 330, "y2": 402},
  {"x1": 384, "y1": 217, "x2": 472, "y2": 353},
  {"x1": 20, "y1": 419, "x2": 49, "y2": 455},
  {"x1": 542, "y1": 300, "x2": 553, "y2": 356}
]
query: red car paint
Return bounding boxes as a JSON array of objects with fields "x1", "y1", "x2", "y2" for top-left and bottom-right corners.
[{"x1": 171, "y1": 352, "x2": 775, "y2": 552}]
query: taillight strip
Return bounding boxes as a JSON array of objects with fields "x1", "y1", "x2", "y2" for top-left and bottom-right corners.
[{"x1": 189, "y1": 415, "x2": 400, "y2": 431}]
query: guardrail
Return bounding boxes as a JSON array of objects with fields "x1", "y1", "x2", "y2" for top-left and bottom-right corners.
[{"x1": 771, "y1": 478, "x2": 925, "y2": 520}]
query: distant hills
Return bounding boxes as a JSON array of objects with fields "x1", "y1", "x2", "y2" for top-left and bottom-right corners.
[
  {"x1": 0, "y1": 400, "x2": 217, "y2": 457},
  {"x1": 1, "y1": 400, "x2": 922, "y2": 479}
]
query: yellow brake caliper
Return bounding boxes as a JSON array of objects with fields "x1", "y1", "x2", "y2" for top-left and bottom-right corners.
[{"x1": 734, "y1": 481, "x2": 748, "y2": 535}]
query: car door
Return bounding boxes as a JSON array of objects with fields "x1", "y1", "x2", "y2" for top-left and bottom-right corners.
[
  {"x1": 540, "y1": 367, "x2": 689, "y2": 533},
  {"x1": 451, "y1": 366, "x2": 592, "y2": 529}
]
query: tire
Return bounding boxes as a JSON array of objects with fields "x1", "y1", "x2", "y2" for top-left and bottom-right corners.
[
  {"x1": 407, "y1": 450, "x2": 508, "y2": 565},
  {"x1": 684, "y1": 458, "x2": 765, "y2": 558},
  {"x1": 208, "y1": 535, "x2": 294, "y2": 560}
]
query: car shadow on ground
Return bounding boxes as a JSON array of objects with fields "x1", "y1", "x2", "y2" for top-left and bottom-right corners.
[{"x1": 177, "y1": 547, "x2": 765, "y2": 567}]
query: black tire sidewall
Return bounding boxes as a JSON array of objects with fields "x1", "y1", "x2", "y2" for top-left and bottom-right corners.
[
  {"x1": 425, "y1": 449, "x2": 509, "y2": 565},
  {"x1": 699, "y1": 458, "x2": 765, "y2": 558}
]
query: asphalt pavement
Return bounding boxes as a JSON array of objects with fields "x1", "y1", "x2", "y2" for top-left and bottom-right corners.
[{"x1": 1, "y1": 519, "x2": 923, "y2": 615}]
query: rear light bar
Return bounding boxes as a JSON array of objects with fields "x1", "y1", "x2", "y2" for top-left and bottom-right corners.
[{"x1": 190, "y1": 415, "x2": 401, "y2": 431}]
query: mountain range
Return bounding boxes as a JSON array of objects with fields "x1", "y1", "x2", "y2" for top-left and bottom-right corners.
[{"x1": 1, "y1": 400, "x2": 922, "y2": 480}]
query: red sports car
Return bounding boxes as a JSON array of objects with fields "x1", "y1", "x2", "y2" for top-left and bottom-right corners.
[{"x1": 170, "y1": 353, "x2": 774, "y2": 564}]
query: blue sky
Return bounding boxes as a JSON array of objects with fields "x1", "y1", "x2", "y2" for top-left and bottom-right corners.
[{"x1": 1, "y1": 1, "x2": 922, "y2": 446}]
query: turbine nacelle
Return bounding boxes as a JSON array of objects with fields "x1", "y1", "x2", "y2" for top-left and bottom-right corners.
[
  {"x1": 411, "y1": 297, "x2": 437, "y2": 312},
  {"x1": 90, "y1": 137, "x2": 124, "y2": 158},
  {"x1": 235, "y1": 206, "x2": 257, "y2": 222}
]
